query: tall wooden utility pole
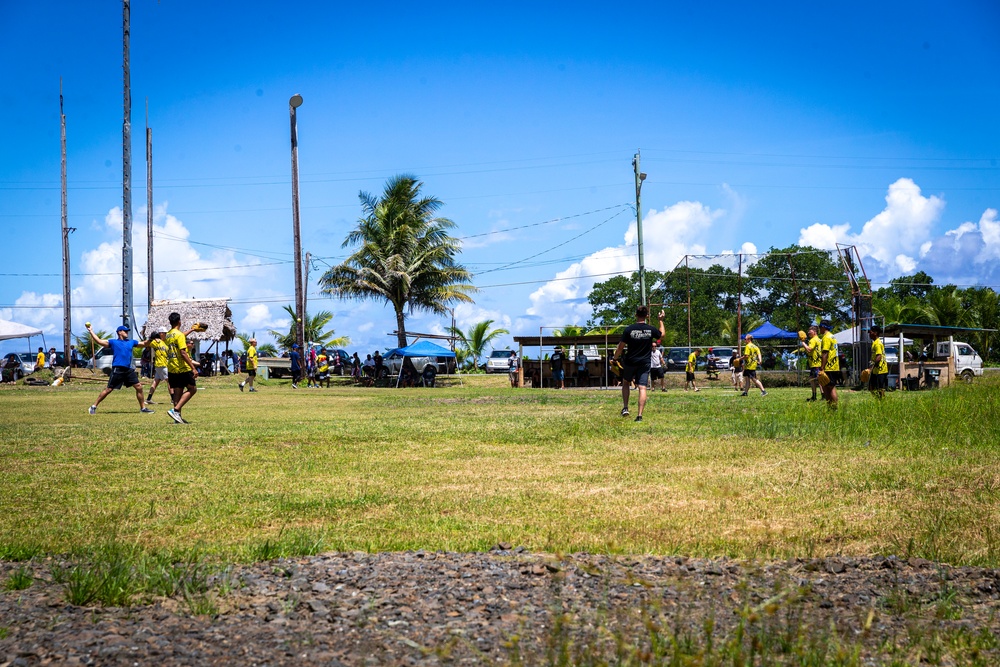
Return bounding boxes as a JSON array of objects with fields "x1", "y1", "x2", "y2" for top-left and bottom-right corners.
[
  {"x1": 146, "y1": 98, "x2": 153, "y2": 308},
  {"x1": 122, "y1": 0, "x2": 134, "y2": 335},
  {"x1": 60, "y1": 79, "x2": 73, "y2": 372},
  {"x1": 289, "y1": 94, "x2": 305, "y2": 353},
  {"x1": 632, "y1": 151, "x2": 648, "y2": 306}
]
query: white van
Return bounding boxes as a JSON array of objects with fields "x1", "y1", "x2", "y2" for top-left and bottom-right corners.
[{"x1": 932, "y1": 341, "x2": 984, "y2": 380}]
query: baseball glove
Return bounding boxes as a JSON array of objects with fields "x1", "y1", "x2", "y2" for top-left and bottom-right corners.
[
  {"x1": 817, "y1": 371, "x2": 830, "y2": 387},
  {"x1": 610, "y1": 359, "x2": 623, "y2": 376},
  {"x1": 798, "y1": 330, "x2": 807, "y2": 341},
  {"x1": 191, "y1": 322, "x2": 209, "y2": 333},
  {"x1": 860, "y1": 368, "x2": 871, "y2": 384}
]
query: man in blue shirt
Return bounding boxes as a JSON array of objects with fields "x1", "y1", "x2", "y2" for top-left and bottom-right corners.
[
  {"x1": 289, "y1": 343, "x2": 302, "y2": 389},
  {"x1": 86, "y1": 324, "x2": 154, "y2": 415}
]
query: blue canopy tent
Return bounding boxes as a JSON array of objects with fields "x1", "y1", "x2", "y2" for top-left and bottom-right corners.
[
  {"x1": 385, "y1": 340, "x2": 458, "y2": 387},
  {"x1": 745, "y1": 321, "x2": 799, "y2": 340}
]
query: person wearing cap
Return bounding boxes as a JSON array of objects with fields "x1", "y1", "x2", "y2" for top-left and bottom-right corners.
[
  {"x1": 508, "y1": 350, "x2": 520, "y2": 388},
  {"x1": 36, "y1": 347, "x2": 46, "y2": 371},
  {"x1": 86, "y1": 324, "x2": 154, "y2": 415},
  {"x1": 289, "y1": 343, "x2": 302, "y2": 388},
  {"x1": 612, "y1": 306, "x2": 667, "y2": 422},
  {"x1": 165, "y1": 312, "x2": 201, "y2": 423},
  {"x1": 818, "y1": 319, "x2": 840, "y2": 408},
  {"x1": 239, "y1": 337, "x2": 258, "y2": 393},
  {"x1": 740, "y1": 334, "x2": 767, "y2": 396},
  {"x1": 801, "y1": 325, "x2": 822, "y2": 402},
  {"x1": 868, "y1": 324, "x2": 889, "y2": 399},
  {"x1": 145, "y1": 329, "x2": 169, "y2": 405},
  {"x1": 550, "y1": 345, "x2": 566, "y2": 389}
]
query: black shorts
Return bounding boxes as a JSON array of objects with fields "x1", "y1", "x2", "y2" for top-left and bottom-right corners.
[
  {"x1": 621, "y1": 363, "x2": 650, "y2": 387},
  {"x1": 168, "y1": 371, "x2": 196, "y2": 389},
  {"x1": 685, "y1": 371, "x2": 695, "y2": 382},
  {"x1": 809, "y1": 367, "x2": 820, "y2": 378},
  {"x1": 247, "y1": 369, "x2": 257, "y2": 378},
  {"x1": 650, "y1": 367, "x2": 665, "y2": 380},
  {"x1": 869, "y1": 372, "x2": 888, "y2": 391},
  {"x1": 744, "y1": 368, "x2": 757, "y2": 379},
  {"x1": 824, "y1": 370, "x2": 842, "y2": 385},
  {"x1": 107, "y1": 366, "x2": 140, "y2": 390}
]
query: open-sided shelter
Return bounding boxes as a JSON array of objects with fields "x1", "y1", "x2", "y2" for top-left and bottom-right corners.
[{"x1": 142, "y1": 299, "x2": 237, "y2": 371}]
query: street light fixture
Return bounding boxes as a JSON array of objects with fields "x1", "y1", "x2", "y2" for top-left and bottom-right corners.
[
  {"x1": 289, "y1": 94, "x2": 305, "y2": 353},
  {"x1": 633, "y1": 151, "x2": 648, "y2": 306}
]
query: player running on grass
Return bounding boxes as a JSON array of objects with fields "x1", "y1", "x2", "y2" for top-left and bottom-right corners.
[{"x1": 612, "y1": 306, "x2": 666, "y2": 423}]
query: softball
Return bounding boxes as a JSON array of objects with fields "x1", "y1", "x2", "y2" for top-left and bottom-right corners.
[{"x1": 85, "y1": 322, "x2": 91, "y2": 328}]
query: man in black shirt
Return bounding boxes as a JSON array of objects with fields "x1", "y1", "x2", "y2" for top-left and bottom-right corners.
[{"x1": 612, "y1": 306, "x2": 666, "y2": 422}]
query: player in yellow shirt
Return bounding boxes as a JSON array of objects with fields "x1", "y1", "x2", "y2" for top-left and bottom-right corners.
[
  {"x1": 740, "y1": 334, "x2": 767, "y2": 397},
  {"x1": 165, "y1": 312, "x2": 200, "y2": 424},
  {"x1": 684, "y1": 348, "x2": 702, "y2": 392},
  {"x1": 868, "y1": 324, "x2": 889, "y2": 400},
  {"x1": 145, "y1": 329, "x2": 169, "y2": 405},
  {"x1": 36, "y1": 347, "x2": 46, "y2": 371},
  {"x1": 818, "y1": 319, "x2": 840, "y2": 408},
  {"x1": 239, "y1": 338, "x2": 259, "y2": 393},
  {"x1": 800, "y1": 325, "x2": 822, "y2": 402}
]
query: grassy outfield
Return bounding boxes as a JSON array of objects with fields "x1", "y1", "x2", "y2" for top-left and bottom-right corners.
[{"x1": 1, "y1": 373, "x2": 998, "y2": 565}]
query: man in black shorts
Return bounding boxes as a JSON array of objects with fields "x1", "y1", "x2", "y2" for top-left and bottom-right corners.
[
  {"x1": 612, "y1": 306, "x2": 666, "y2": 422},
  {"x1": 86, "y1": 324, "x2": 154, "y2": 415}
]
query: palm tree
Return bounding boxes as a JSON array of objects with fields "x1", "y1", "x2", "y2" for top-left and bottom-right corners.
[
  {"x1": 719, "y1": 314, "x2": 763, "y2": 344},
  {"x1": 319, "y1": 175, "x2": 477, "y2": 348},
  {"x1": 919, "y1": 287, "x2": 974, "y2": 328},
  {"x1": 268, "y1": 306, "x2": 350, "y2": 352},
  {"x1": 75, "y1": 329, "x2": 110, "y2": 361},
  {"x1": 873, "y1": 297, "x2": 921, "y2": 326},
  {"x1": 448, "y1": 319, "x2": 510, "y2": 371}
]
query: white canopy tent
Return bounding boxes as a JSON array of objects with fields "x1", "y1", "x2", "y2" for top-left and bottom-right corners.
[
  {"x1": 0, "y1": 318, "x2": 44, "y2": 343},
  {"x1": 833, "y1": 326, "x2": 912, "y2": 346}
]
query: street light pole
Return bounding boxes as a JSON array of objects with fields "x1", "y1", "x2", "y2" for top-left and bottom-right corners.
[
  {"x1": 289, "y1": 93, "x2": 305, "y2": 353},
  {"x1": 632, "y1": 151, "x2": 648, "y2": 306}
]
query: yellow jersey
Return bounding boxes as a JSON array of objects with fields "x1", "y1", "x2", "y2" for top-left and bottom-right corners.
[
  {"x1": 821, "y1": 332, "x2": 840, "y2": 372},
  {"x1": 871, "y1": 338, "x2": 888, "y2": 375},
  {"x1": 807, "y1": 335, "x2": 822, "y2": 368},
  {"x1": 246, "y1": 345, "x2": 258, "y2": 370},
  {"x1": 150, "y1": 338, "x2": 168, "y2": 368},
  {"x1": 743, "y1": 342, "x2": 761, "y2": 371},
  {"x1": 685, "y1": 351, "x2": 698, "y2": 373},
  {"x1": 165, "y1": 328, "x2": 192, "y2": 374},
  {"x1": 37, "y1": 352, "x2": 46, "y2": 369}
]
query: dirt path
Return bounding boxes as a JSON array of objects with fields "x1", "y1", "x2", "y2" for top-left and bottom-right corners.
[{"x1": 2, "y1": 550, "x2": 999, "y2": 665}]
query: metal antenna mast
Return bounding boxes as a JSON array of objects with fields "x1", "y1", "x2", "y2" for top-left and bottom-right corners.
[{"x1": 121, "y1": 0, "x2": 134, "y2": 335}]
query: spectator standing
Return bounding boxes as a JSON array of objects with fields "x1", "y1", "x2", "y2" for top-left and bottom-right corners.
[
  {"x1": 740, "y1": 334, "x2": 767, "y2": 396},
  {"x1": 818, "y1": 319, "x2": 840, "y2": 408},
  {"x1": 351, "y1": 352, "x2": 361, "y2": 382},
  {"x1": 549, "y1": 345, "x2": 566, "y2": 389},
  {"x1": 868, "y1": 325, "x2": 889, "y2": 400},
  {"x1": 70, "y1": 345, "x2": 80, "y2": 368},
  {"x1": 289, "y1": 344, "x2": 302, "y2": 388},
  {"x1": 508, "y1": 350, "x2": 519, "y2": 388},
  {"x1": 145, "y1": 329, "x2": 169, "y2": 404},
  {"x1": 575, "y1": 348, "x2": 589, "y2": 388},
  {"x1": 801, "y1": 325, "x2": 821, "y2": 402},
  {"x1": 650, "y1": 341, "x2": 666, "y2": 392},
  {"x1": 685, "y1": 348, "x2": 702, "y2": 392},
  {"x1": 612, "y1": 307, "x2": 666, "y2": 422},
  {"x1": 239, "y1": 338, "x2": 259, "y2": 393},
  {"x1": 164, "y1": 312, "x2": 200, "y2": 423},
  {"x1": 48, "y1": 347, "x2": 57, "y2": 369},
  {"x1": 36, "y1": 347, "x2": 45, "y2": 372},
  {"x1": 86, "y1": 324, "x2": 154, "y2": 415},
  {"x1": 373, "y1": 350, "x2": 384, "y2": 379}
]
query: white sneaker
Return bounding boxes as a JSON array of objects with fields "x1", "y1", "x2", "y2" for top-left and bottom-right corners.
[
  {"x1": 88, "y1": 405, "x2": 96, "y2": 415},
  {"x1": 292, "y1": 383, "x2": 298, "y2": 389},
  {"x1": 167, "y1": 409, "x2": 184, "y2": 424},
  {"x1": 239, "y1": 382, "x2": 245, "y2": 392}
]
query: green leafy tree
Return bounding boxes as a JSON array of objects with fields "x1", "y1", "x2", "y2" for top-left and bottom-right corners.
[
  {"x1": 448, "y1": 319, "x2": 510, "y2": 370},
  {"x1": 268, "y1": 306, "x2": 350, "y2": 352},
  {"x1": 75, "y1": 329, "x2": 109, "y2": 360},
  {"x1": 718, "y1": 314, "x2": 764, "y2": 345},
  {"x1": 872, "y1": 297, "x2": 923, "y2": 326},
  {"x1": 655, "y1": 264, "x2": 741, "y2": 346},
  {"x1": 873, "y1": 271, "x2": 936, "y2": 301},
  {"x1": 744, "y1": 245, "x2": 852, "y2": 330},
  {"x1": 964, "y1": 287, "x2": 999, "y2": 362},
  {"x1": 918, "y1": 286, "x2": 975, "y2": 328},
  {"x1": 586, "y1": 270, "x2": 668, "y2": 329},
  {"x1": 319, "y1": 175, "x2": 476, "y2": 348}
]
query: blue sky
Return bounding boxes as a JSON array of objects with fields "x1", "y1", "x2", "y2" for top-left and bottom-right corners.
[{"x1": 2, "y1": 1, "x2": 999, "y2": 356}]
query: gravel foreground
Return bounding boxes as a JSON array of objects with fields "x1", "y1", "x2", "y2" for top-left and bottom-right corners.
[{"x1": 2, "y1": 550, "x2": 999, "y2": 665}]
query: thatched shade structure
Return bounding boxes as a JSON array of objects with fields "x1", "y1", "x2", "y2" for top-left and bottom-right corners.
[{"x1": 142, "y1": 298, "x2": 237, "y2": 342}]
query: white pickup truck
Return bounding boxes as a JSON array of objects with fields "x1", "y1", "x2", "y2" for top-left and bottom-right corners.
[{"x1": 930, "y1": 341, "x2": 984, "y2": 381}]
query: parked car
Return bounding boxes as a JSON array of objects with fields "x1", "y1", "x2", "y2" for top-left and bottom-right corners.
[
  {"x1": 2, "y1": 353, "x2": 33, "y2": 381},
  {"x1": 87, "y1": 347, "x2": 142, "y2": 375},
  {"x1": 707, "y1": 347, "x2": 735, "y2": 371},
  {"x1": 384, "y1": 350, "x2": 457, "y2": 377},
  {"x1": 485, "y1": 349, "x2": 515, "y2": 373},
  {"x1": 325, "y1": 349, "x2": 351, "y2": 375}
]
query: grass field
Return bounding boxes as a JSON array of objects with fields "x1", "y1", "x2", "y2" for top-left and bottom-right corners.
[{"x1": 1, "y1": 372, "x2": 999, "y2": 566}]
